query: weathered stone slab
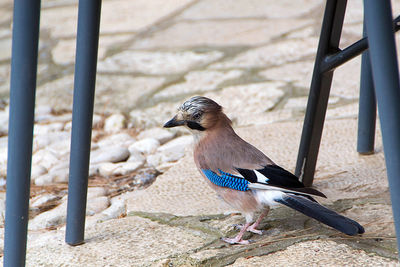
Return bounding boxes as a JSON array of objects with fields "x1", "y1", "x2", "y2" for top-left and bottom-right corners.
[
  {"x1": 259, "y1": 60, "x2": 315, "y2": 89},
  {"x1": 205, "y1": 82, "x2": 284, "y2": 116},
  {"x1": 231, "y1": 240, "x2": 398, "y2": 266},
  {"x1": 97, "y1": 50, "x2": 223, "y2": 75},
  {"x1": 153, "y1": 70, "x2": 243, "y2": 100},
  {"x1": 25, "y1": 215, "x2": 211, "y2": 266},
  {"x1": 95, "y1": 75, "x2": 165, "y2": 113},
  {"x1": 36, "y1": 75, "x2": 165, "y2": 113},
  {"x1": 40, "y1": 0, "x2": 193, "y2": 38},
  {"x1": 52, "y1": 34, "x2": 132, "y2": 65},
  {"x1": 100, "y1": 0, "x2": 193, "y2": 34},
  {"x1": 132, "y1": 19, "x2": 312, "y2": 49},
  {"x1": 178, "y1": 0, "x2": 323, "y2": 20},
  {"x1": 210, "y1": 38, "x2": 319, "y2": 69}
]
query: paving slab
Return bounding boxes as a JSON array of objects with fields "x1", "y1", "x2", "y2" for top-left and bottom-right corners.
[
  {"x1": 97, "y1": 50, "x2": 224, "y2": 75},
  {"x1": 36, "y1": 75, "x2": 75, "y2": 112},
  {"x1": 177, "y1": 0, "x2": 323, "y2": 20},
  {"x1": 52, "y1": 34, "x2": 133, "y2": 65},
  {"x1": 209, "y1": 37, "x2": 319, "y2": 69},
  {"x1": 153, "y1": 70, "x2": 243, "y2": 100},
  {"x1": 259, "y1": 60, "x2": 314, "y2": 89},
  {"x1": 25, "y1": 215, "x2": 212, "y2": 267},
  {"x1": 95, "y1": 75, "x2": 165, "y2": 113},
  {"x1": 40, "y1": 0, "x2": 194, "y2": 38},
  {"x1": 231, "y1": 240, "x2": 398, "y2": 267},
  {"x1": 132, "y1": 19, "x2": 312, "y2": 49},
  {"x1": 204, "y1": 81, "x2": 285, "y2": 120},
  {"x1": 36, "y1": 74, "x2": 166, "y2": 113},
  {"x1": 100, "y1": 0, "x2": 194, "y2": 34}
]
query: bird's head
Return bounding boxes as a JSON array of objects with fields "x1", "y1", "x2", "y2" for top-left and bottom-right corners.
[{"x1": 163, "y1": 96, "x2": 229, "y2": 132}]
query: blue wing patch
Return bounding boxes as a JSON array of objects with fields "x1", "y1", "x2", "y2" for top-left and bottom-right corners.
[{"x1": 201, "y1": 169, "x2": 249, "y2": 191}]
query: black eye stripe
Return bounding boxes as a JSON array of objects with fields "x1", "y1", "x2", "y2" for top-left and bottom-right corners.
[{"x1": 186, "y1": 121, "x2": 206, "y2": 131}]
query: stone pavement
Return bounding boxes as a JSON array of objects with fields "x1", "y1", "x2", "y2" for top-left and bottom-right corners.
[{"x1": 0, "y1": 0, "x2": 399, "y2": 266}]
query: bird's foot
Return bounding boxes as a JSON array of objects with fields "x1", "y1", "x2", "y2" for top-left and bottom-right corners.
[
  {"x1": 233, "y1": 224, "x2": 264, "y2": 235},
  {"x1": 221, "y1": 237, "x2": 251, "y2": 245},
  {"x1": 247, "y1": 225, "x2": 264, "y2": 235}
]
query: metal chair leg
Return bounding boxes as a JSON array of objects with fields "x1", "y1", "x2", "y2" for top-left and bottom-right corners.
[
  {"x1": 364, "y1": 0, "x2": 400, "y2": 254},
  {"x1": 295, "y1": 0, "x2": 347, "y2": 186},
  {"x1": 65, "y1": 0, "x2": 102, "y2": 246},
  {"x1": 357, "y1": 18, "x2": 376, "y2": 155},
  {"x1": 3, "y1": 1, "x2": 41, "y2": 266}
]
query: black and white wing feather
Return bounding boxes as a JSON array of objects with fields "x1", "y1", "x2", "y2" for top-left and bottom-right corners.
[
  {"x1": 236, "y1": 164, "x2": 326, "y2": 199},
  {"x1": 236, "y1": 164, "x2": 364, "y2": 236}
]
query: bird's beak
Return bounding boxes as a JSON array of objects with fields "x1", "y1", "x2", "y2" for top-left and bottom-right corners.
[{"x1": 163, "y1": 116, "x2": 185, "y2": 128}]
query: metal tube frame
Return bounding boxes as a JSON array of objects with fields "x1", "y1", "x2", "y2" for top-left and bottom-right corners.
[
  {"x1": 65, "y1": 0, "x2": 102, "y2": 246},
  {"x1": 3, "y1": 1, "x2": 41, "y2": 266},
  {"x1": 295, "y1": 0, "x2": 347, "y2": 186},
  {"x1": 357, "y1": 18, "x2": 376, "y2": 155},
  {"x1": 295, "y1": 0, "x2": 400, "y2": 186},
  {"x1": 363, "y1": 0, "x2": 400, "y2": 253},
  {"x1": 320, "y1": 15, "x2": 400, "y2": 74}
]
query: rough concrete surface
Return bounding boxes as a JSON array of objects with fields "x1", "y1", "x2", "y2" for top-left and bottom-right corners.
[{"x1": 0, "y1": 0, "x2": 399, "y2": 266}]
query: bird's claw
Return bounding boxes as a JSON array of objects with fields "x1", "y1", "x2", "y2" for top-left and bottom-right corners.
[
  {"x1": 248, "y1": 228, "x2": 264, "y2": 235},
  {"x1": 232, "y1": 224, "x2": 264, "y2": 235},
  {"x1": 221, "y1": 237, "x2": 251, "y2": 245}
]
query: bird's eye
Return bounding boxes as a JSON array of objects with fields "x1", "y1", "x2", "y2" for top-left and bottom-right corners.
[{"x1": 192, "y1": 112, "x2": 202, "y2": 120}]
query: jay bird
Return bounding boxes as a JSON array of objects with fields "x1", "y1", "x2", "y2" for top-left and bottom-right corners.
[{"x1": 164, "y1": 96, "x2": 364, "y2": 245}]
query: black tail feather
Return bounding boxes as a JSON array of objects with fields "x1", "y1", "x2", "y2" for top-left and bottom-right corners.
[{"x1": 275, "y1": 195, "x2": 365, "y2": 236}]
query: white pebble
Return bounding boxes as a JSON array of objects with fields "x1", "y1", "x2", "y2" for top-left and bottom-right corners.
[
  {"x1": 86, "y1": 196, "x2": 110, "y2": 215},
  {"x1": 34, "y1": 174, "x2": 54, "y2": 186},
  {"x1": 104, "y1": 113, "x2": 126, "y2": 133},
  {"x1": 28, "y1": 197, "x2": 68, "y2": 230},
  {"x1": 98, "y1": 162, "x2": 118, "y2": 177},
  {"x1": 129, "y1": 138, "x2": 160, "y2": 154},
  {"x1": 32, "y1": 149, "x2": 60, "y2": 170},
  {"x1": 127, "y1": 147, "x2": 145, "y2": 164},
  {"x1": 30, "y1": 194, "x2": 58, "y2": 208},
  {"x1": 96, "y1": 133, "x2": 136, "y2": 148},
  {"x1": 137, "y1": 128, "x2": 175, "y2": 144},
  {"x1": 51, "y1": 168, "x2": 69, "y2": 183},
  {"x1": 100, "y1": 198, "x2": 126, "y2": 220},
  {"x1": 90, "y1": 146, "x2": 130, "y2": 164},
  {"x1": 157, "y1": 135, "x2": 192, "y2": 162},
  {"x1": 112, "y1": 161, "x2": 144, "y2": 176},
  {"x1": 87, "y1": 187, "x2": 108, "y2": 199},
  {"x1": 31, "y1": 165, "x2": 47, "y2": 180}
]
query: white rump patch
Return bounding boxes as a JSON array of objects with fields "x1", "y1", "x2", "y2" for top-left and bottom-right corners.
[{"x1": 255, "y1": 190, "x2": 285, "y2": 206}]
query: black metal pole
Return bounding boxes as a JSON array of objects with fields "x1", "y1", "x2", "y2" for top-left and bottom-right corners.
[
  {"x1": 357, "y1": 18, "x2": 376, "y2": 155},
  {"x1": 364, "y1": 0, "x2": 400, "y2": 254},
  {"x1": 3, "y1": 0, "x2": 41, "y2": 266},
  {"x1": 65, "y1": 0, "x2": 102, "y2": 246},
  {"x1": 320, "y1": 15, "x2": 400, "y2": 74},
  {"x1": 295, "y1": 0, "x2": 347, "y2": 186}
]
